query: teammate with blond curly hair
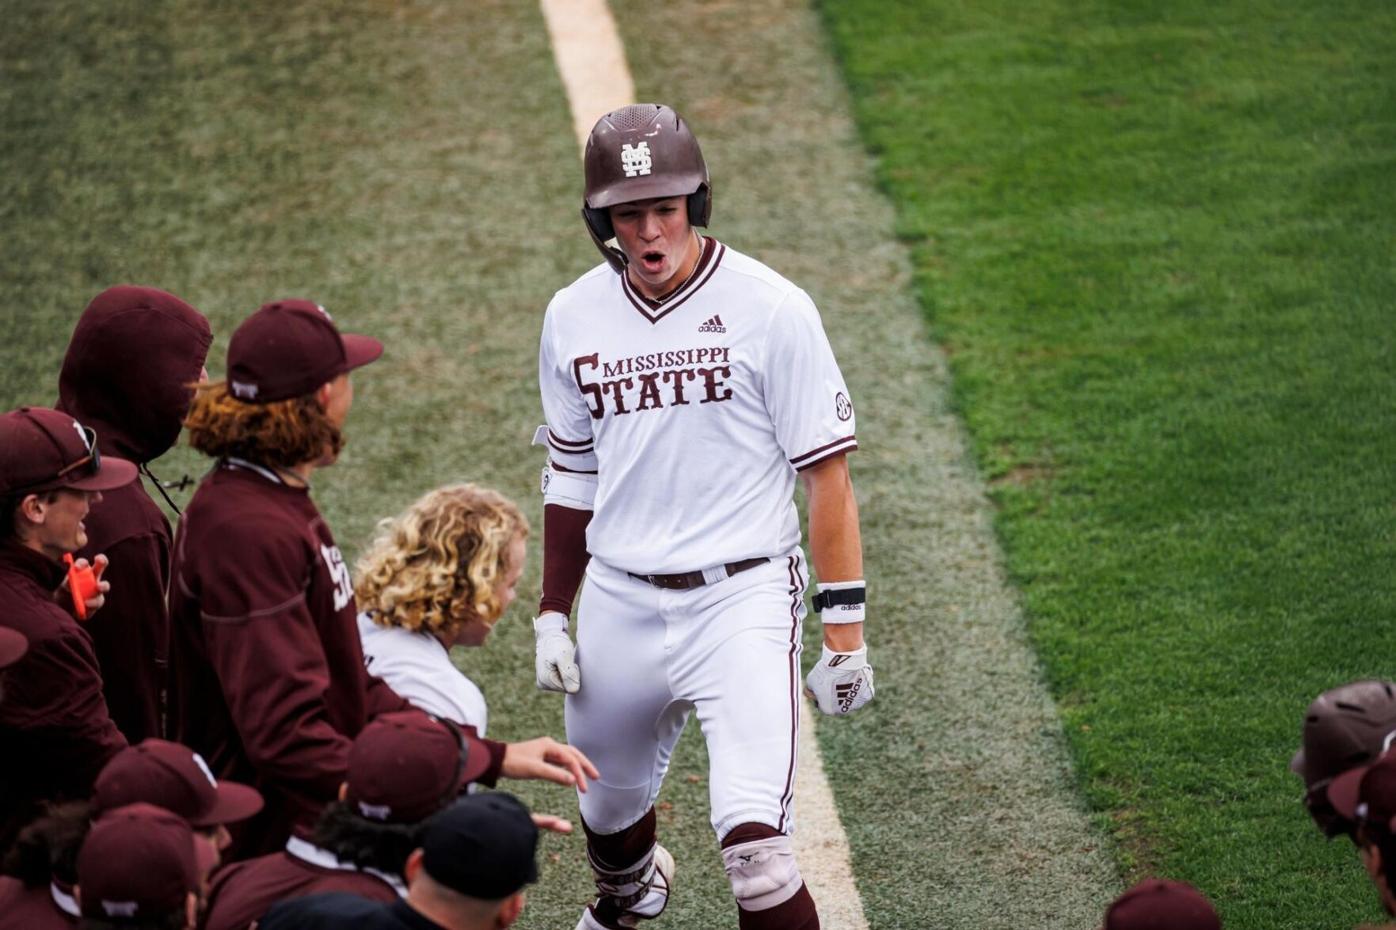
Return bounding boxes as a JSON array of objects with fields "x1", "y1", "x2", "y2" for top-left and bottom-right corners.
[{"x1": 354, "y1": 484, "x2": 529, "y2": 736}]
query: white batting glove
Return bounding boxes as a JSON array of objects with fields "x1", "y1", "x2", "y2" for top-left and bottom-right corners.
[
  {"x1": 804, "y1": 644, "x2": 874, "y2": 716},
  {"x1": 534, "y1": 612, "x2": 581, "y2": 694}
]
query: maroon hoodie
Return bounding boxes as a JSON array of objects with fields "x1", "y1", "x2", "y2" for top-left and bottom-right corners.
[
  {"x1": 167, "y1": 463, "x2": 414, "y2": 857},
  {"x1": 56, "y1": 285, "x2": 212, "y2": 743},
  {"x1": 0, "y1": 542, "x2": 127, "y2": 852}
]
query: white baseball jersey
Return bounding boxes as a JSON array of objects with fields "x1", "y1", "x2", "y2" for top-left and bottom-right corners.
[
  {"x1": 539, "y1": 238, "x2": 857, "y2": 574},
  {"x1": 357, "y1": 612, "x2": 488, "y2": 735}
]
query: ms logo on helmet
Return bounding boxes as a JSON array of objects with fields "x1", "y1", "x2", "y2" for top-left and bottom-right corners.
[{"x1": 621, "y1": 142, "x2": 653, "y2": 177}]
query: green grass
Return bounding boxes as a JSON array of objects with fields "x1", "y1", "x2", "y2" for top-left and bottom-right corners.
[
  {"x1": 4, "y1": 1, "x2": 1131, "y2": 927},
  {"x1": 818, "y1": 0, "x2": 1396, "y2": 925}
]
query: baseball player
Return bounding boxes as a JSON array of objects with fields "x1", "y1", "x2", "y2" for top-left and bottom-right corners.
[
  {"x1": 532, "y1": 104, "x2": 873, "y2": 930},
  {"x1": 1292, "y1": 680, "x2": 1396, "y2": 841}
]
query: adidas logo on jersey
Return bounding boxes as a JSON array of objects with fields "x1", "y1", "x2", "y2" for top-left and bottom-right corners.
[{"x1": 697, "y1": 315, "x2": 726, "y2": 333}]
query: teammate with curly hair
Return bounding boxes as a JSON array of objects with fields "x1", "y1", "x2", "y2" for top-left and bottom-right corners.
[{"x1": 354, "y1": 483, "x2": 530, "y2": 735}]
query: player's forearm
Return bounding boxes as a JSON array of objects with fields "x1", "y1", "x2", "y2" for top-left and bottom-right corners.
[
  {"x1": 802, "y1": 455, "x2": 865, "y2": 651},
  {"x1": 803, "y1": 455, "x2": 863, "y2": 581},
  {"x1": 539, "y1": 503, "x2": 593, "y2": 618}
]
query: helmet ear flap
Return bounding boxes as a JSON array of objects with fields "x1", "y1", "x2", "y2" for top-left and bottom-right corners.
[
  {"x1": 582, "y1": 206, "x2": 627, "y2": 273},
  {"x1": 584, "y1": 205, "x2": 615, "y2": 241},
  {"x1": 688, "y1": 183, "x2": 712, "y2": 228}
]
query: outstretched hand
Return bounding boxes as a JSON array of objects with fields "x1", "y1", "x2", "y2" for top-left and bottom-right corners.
[
  {"x1": 501, "y1": 736, "x2": 600, "y2": 792},
  {"x1": 531, "y1": 812, "x2": 574, "y2": 834}
]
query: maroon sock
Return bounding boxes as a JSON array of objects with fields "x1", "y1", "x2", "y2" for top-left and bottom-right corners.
[
  {"x1": 737, "y1": 881, "x2": 819, "y2": 930},
  {"x1": 583, "y1": 807, "x2": 657, "y2": 871}
]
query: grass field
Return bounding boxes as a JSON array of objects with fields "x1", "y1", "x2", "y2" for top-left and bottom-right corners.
[
  {"x1": 819, "y1": 0, "x2": 1396, "y2": 925},
  {"x1": 12, "y1": 0, "x2": 1390, "y2": 927},
  {"x1": 3, "y1": 1, "x2": 1122, "y2": 928}
]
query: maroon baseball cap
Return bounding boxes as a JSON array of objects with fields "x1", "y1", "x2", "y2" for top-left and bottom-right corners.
[
  {"x1": 0, "y1": 407, "x2": 137, "y2": 496},
  {"x1": 94, "y1": 739, "x2": 263, "y2": 829},
  {"x1": 226, "y1": 299, "x2": 383, "y2": 403},
  {"x1": 77, "y1": 803, "x2": 204, "y2": 921},
  {"x1": 1104, "y1": 879, "x2": 1220, "y2": 930},
  {"x1": 1328, "y1": 751, "x2": 1396, "y2": 828},
  {"x1": 345, "y1": 711, "x2": 491, "y2": 824}
]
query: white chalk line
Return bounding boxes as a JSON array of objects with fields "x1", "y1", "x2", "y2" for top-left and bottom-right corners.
[{"x1": 538, "y1": 1, "x2": 870, "y2": 926}]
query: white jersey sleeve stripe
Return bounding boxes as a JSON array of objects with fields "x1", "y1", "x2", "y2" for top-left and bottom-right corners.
[
  {"x1": 789, "y1": 435, "x2": 859, "y2": 469},
  {"x1": 548, "y1": 430, "x2": 594, "y2": 451}
]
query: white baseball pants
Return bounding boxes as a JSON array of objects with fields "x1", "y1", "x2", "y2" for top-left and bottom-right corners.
[{"x1": 565, "y1": 550, "x2": 807, "y2": 840}]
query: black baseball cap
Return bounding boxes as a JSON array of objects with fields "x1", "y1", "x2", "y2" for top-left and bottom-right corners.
[
  {"x1": 0, "y1": 407, "x2": 138, "y2": 496},
  {"x1": 226, "y1": 299, "x2": 383, "y2": 403},
  {"x1": 421, "y1": 793, "x2": 539, "y2": 900}
]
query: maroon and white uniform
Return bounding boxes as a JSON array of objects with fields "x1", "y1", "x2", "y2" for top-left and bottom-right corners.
[{"x1": 538, "y1": 238, "x2": 856, "y2": 839}]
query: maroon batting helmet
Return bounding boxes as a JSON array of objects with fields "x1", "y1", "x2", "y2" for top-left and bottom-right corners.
[
  {"x1": 1292, "y1": 679, "x2": 1396, "y2": 838},
  {"x1": 582, "y1": 104, "x2": 711, "y2": 273}
]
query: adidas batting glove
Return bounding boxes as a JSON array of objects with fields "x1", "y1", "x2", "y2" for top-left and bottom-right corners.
[{"x1": 804, "y1": 644, "x2": 874, "y2": 716}]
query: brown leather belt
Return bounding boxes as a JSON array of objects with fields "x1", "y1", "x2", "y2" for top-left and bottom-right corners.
[{"x1": 628, "y1": 557, "x2": 770, "y2": 590}]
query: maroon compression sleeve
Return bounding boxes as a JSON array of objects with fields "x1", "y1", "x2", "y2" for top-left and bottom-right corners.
[{"x1": 539, "y1": 503, "x2": 592, "y2": 617}]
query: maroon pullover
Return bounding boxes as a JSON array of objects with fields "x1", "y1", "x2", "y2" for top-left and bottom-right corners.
[
  {"x1": 0, "y1": 876, "x2": 78, "y2": 930},
  {"x1": 202, "y1": 839, "x2": 400, "y2": 930},
  {"x1": 0, "y1": 542, "x2": 127, "y2": 852},
  {"x1": 56, "y1": 285, "x2": 212, "y2": 743},
  {"x1": 168, "y1": 462, "x2": 413, "y2": 855}
]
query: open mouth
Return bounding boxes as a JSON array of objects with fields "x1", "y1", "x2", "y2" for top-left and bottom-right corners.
[{"x1": 640, "y1": 250, "x2": 666, "y2": 273}]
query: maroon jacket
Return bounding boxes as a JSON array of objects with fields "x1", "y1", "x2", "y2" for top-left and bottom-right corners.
[
  {"x1": 57, "y1": 286, "x2": 212, "y2": 743},
  {"x1": 0, "y1": 877, "x2": 78, "y2": 930},
  {"x1": 167, "y1": 463, "x2": 411, "y2": 856},
  {"x1": 0, "y1": 542, "x2": 127, "y2": 852},
  {"x1": 202, "y1": 839, "x2": 400, "y2": 930}
]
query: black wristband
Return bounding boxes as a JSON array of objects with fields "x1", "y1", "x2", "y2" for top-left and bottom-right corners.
[{"x1": 813, "y1": 586, "x2": 866, "y2": 613}]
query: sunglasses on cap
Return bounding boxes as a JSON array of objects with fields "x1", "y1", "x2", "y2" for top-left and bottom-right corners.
[{"x1": 55, "y1": 424, "x2": 102, "y2": 483}]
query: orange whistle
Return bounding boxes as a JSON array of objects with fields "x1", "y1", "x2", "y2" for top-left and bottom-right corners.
[{"x1": 63, "y1": 553, "x2": 99, "y2": 621}]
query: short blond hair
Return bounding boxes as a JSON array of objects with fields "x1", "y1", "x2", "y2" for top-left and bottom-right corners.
[{"x1": 354, "y1": 484, "x2": 529, "y2": 640}]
